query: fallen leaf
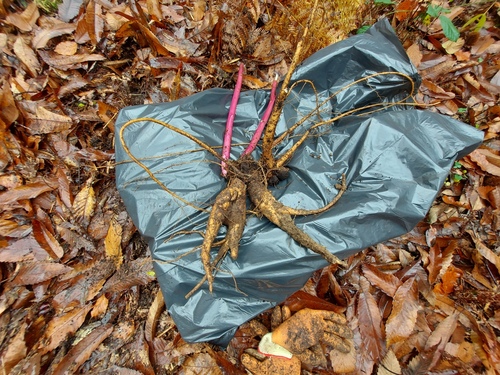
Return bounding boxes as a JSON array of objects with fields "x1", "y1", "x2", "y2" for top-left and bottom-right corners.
[
  {"x1": 377, "y1": 350, "x2": 401, "y2": 375},
  {"x1": 54, "y1": 41, "x2": 78, "y2": 56},
  {"x1": 72, "y1": 183, "x2": 96, "y2": 226},
  {"x1": 0, "y1": 238, "x2": 37, "y2": 262},
  {"x1": 362, "y1": 263, "x2": 402, "y2": 297},
  {"x1": 27, "y1": 107, "x2": 73, "y2": 134},
  {"x1": 358, "y1": 277, "x2": 384, "y2": 361},
  {"x1": 5, "y1": 2, "x2": 39, "y2": 32},
  {"x1": 0, "y1": 79, "x2": 19, "y2": 125},
  {"x1": 469, "y1": 148, "x2": 500, "y2": 177},
  {"x1": 0, "y1": 180, "x2": 57, "y2": 207},
  {"x1": 91, "y1": 294, "x2": 109, "y2": 319},
  {"x1": 13, "y1": 37, "x2": 41, "y2": 77},
  {"x1": 11, "y1": 262, "x2": 72, "y2": 285},
  {"x1": 32, "y1": 22, "x2": 77, "y2": 49},
  {"x1": 38, "y1": 50, "x2": 106, "y2": 70},
  {"x1": 39, "y1": 304, "x2": 92, "y2": 354},
  {"x1": 102, "y1": 257, "x2": 155, "y2": 293},
  {"x1": 425, "y1": 312, "x2": 459, "y2": 368},
  {"x1": 0, "y1": 322, "x2": 27, "y2": 373},
  {"x1": 51, "y1": 323, "x2": 113, "y2": 375},
  {"x1": 104, "y1": 218, "x2": 123, "y2": 268},
  {"x1": 406, "y1": 43, "x2": 422, "y2": 68},
  {"x1": 442, "y1": 38, "x2": 465, "y2": 54},
  {"x1": 32, "y1": 219, "x2": 64, "y2": 260},
  {"x1": 386, "y1": 277, "x2": 419, "y2": 346}
]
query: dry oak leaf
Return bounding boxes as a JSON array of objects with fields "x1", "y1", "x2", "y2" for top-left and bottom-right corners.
[
  {"x1": 11, "y1": 261, "x2": 72, "y2": 286},
  {"x1": 362, "y1": 263, "x2": 402, "y2": 297},
  {"x1": 39, "y1": 304, "x2": 92, "y2": 355}
]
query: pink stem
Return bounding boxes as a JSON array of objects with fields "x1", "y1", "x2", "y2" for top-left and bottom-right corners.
[
  {"x1": 242, "y1": 77, "x2": 278, "y2": 157},
  {"x1": 221, "y1": 63, "x2": 244, "y2": 177}
]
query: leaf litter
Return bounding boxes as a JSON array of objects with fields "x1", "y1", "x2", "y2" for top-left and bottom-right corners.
[{"x1": 0, "y1": 0, "x2": 499, "y2": 374}]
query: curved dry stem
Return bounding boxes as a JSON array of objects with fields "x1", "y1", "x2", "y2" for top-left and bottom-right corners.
[
  {"x1": 119, "y1": 117, "x2": 223, "y2": 212},
  {"x1": 285, "y1": 174, "x2": 346, "y2": 216},
  {"x1": 261, "y1": 0, "x2": 320, "y2": 169},
  {"x1": 276, "y1": 72, "x2": 416, "y2": 168}
]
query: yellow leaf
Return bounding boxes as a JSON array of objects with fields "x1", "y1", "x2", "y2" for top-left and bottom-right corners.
[
  {"x1": 72, "y1": 183, "x2": 96, "y2": 225},
  {"x1": 104, "y1": 218, "x2": 123, "y2": 268}
]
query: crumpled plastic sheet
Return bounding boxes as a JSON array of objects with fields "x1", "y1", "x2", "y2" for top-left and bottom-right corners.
[{"x1": 115, "y1": 19, "x2": 483, "y2": 346}]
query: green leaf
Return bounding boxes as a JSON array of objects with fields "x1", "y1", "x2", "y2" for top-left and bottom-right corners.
[
  {"x1": 461, "y1": 13, "x2": 486, "y2": 32},
  {"x1": 457, "y1": 107, "x2": 467, "y2": 114},
  {"x1": 374, "y1": 0, "x2": 394, "y2": 5},
  {"x1": 440, "y1": 16, "x2": 460, "y2": 42},
  {"x1": 453, "y1": 161, "x2": 462, "y2": 169},
  {"x1": 427, "y1": 4, "x2": 449, "y2": 17},
  {"x1": 452, "y1": 174, "x2": 464, "y2": 183},
  {"x1": 357, "y1": 25, "x2": 371, "y2": 34}
]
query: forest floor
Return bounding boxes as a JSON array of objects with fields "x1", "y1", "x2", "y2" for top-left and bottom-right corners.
[{"x1": 0, "y1": 0, "x2": 499, "y2": 374}]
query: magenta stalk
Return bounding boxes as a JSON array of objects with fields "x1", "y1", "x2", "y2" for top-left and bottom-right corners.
[
  {"x1": 221, "y1": 63, "x2": 244, "y2": 177},
  {"x1": 242, "y1": 77, "x2": 278, "y2": 157}
]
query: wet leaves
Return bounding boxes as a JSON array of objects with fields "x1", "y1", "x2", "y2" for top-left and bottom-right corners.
[{"x1": 0, "y1": 0, "x2": 499, "y2": 373}]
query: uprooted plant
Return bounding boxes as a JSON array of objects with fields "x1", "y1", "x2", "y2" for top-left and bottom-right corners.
[{"x1": 118, "y1": 0, "x2": 417, "y2": 297}]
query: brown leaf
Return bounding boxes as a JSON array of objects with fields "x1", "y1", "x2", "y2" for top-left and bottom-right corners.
[
  {"x1": 377, "y1": 350, "x2": 401, "y2": 375},
  {"x1": 32, "y1": 219, "x2": 64, "y2": 260},
  {"x1": 13, "y1": 36, "x2": 41, "y2": 77},
  {"x1": 284, "y1": 290, "x2": 344, "y2": 313},
  {"x1": 469, "y1": 148, "x2": 500, "y2": 177},
  {"x1": 358, "y1": 277, "x2": 384, "y2": 361},
  {"x1": 72, "y1": 183, "x2": 96, "y2": 226},
  {"x1": 406, "y1": 43, "x2": 422, "y2": 68},
  {"x1": 32, "y1": 22, "x2": 76, "y2": 49},
  {"x1": 54, "y1": 41, "x2": 78, "y2": 56},
  {"x1": 0, "y1": 218, "x2": 32, "y2": 238},
  {"x1": 102, "y1": 257, "x2": 155, "y2": 293},
  {"x1": 468, "y1": 230, "x2": 500, "y2": 274},
  {"x1": 425, "y1": 312, "x2": 459, "y2": 368},
  {"x1": 104, "y1": 218, "x2": 123, "y2": 268},
  {"x1": 39, "y1": 304, "x2": 92, "y2": 354},
  {"x1": 85, "y1": 0, "x2": 104, "y2": 46},
  {"x1": 51, "y1": 323, "x2": 113, "y2": 375},
  {"x1": 38, "y1": 50, "x2": 106, "y2": 70},
  {"x1": 385, "y1": 277, "x2": 419, "y2": 346},
  {"x1": 5, "y1": 2, "x2": 39, "y2": 32},
  {"x1": 362, "y1": 263, "x2": 402, "y2": 297},
  {"x1": 0, "y1": 238, "x2": 37, "y2": 262},
  {"x1": 179, "y1": 352, "x2": 222, "y2": 375},
  {"x1": 56, "y1": 166, "x2": 73, "y2": 207},
  {"x1": 395, "y1": 0, "x2": 418, "y2": 22},
  {"x1": 91, "y1": 294, "x2": 109, "y2": 319},
  {"x1": 11, "y1": 262, "x2": 72, "y2": 285},
  {"x1": 0, "y1": 322, "x2": 27, "y2": 373},
  {"x1": 0, "y1": 179, "x2": 57, "y2": 207},
  {"x1": 27, "y1": 107, "x2": 73, "y2": 134},
  {"x1": 0, "y1": 79, "x2": 19, "y2": 126},
  {"x1": 145, "y1": 289, "x2": 164, "y2": 343}
]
